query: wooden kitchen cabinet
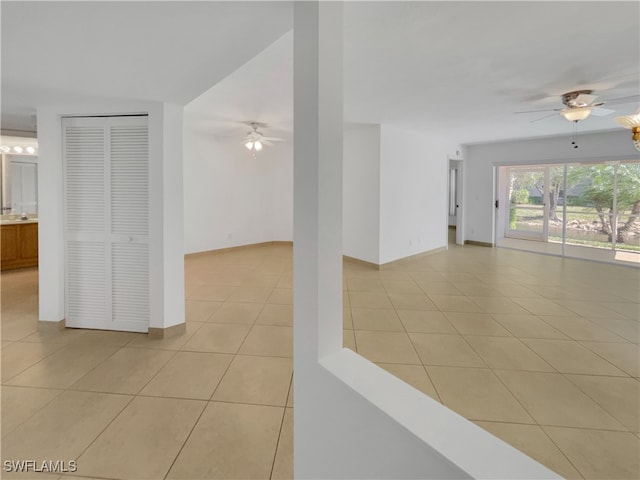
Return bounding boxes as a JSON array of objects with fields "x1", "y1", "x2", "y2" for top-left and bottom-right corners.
[{"x1": 1, "y1": 222, "x2": 38, "y2": 270}]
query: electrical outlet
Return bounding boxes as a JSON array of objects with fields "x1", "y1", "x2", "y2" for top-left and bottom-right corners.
[{"x1": 227, "y1": 233, "x2": 232, "y2": 239}]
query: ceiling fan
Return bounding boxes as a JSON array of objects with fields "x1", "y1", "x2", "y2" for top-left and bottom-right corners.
[
  {"x1": 515, "y1": 90, "x2": 636, "y2": 123},
  {"x1": 242, "y1": 121, "x2": 284, "y2": 152}
]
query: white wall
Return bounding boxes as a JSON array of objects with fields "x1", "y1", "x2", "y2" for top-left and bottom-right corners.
[
  {"x1": 37, "y1": 101, "x2": 184, "y2": 329},
  {"x1": 182, "y1": 121, "x2": 293, "y2": 254},
  {"x1": 379, "y1": 125, "x2": 450, "y2": 264},
  {"x1": 182, "y1": 29, "x2": 293, "y2": 254},
  {"x1": 342, "y1": 124, "x2": 457, "y2": 265},
  {"x1": 184, "y1": 118, "x2": 456, "y2": 264},
  {"x1": 271, "y1": 134, "x2": 294, "y2": 242},
  {"x1": 463, "y1": 129, "x2": 639, "y2": 244},
  {"x1": 343, "y1": 124, "x2": 381, "y2": 264}
]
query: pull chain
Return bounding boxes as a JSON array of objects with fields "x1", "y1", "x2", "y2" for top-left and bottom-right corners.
[{"x1": 570, "y1": 120, "x2": 579, "y2": 149}]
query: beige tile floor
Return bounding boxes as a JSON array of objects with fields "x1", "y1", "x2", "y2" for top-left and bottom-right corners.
[{"x1": 1, "y1": 241, "x2": 639, "y2": 479}]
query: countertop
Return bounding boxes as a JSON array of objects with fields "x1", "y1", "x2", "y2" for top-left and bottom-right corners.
[{"x1": 0, "y1": 218, "x2": 39, "y2": 225}]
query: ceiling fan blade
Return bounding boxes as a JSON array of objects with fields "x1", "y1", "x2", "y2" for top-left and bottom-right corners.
[
  {"x1": 515, "y1": 108, "x2": 561, "y2": 114},
  {"x1": 600, "y1": 95, "x2": 640, "y2": 106},
  {"x1": 529, "y1": 113, "x2": 558, "y2": 123},
  {"x1": 261, "y1": 140, "x2": 274, "y2": 146},
  {"x1": 240, "y1": 120, "x2": 268, "y2": 129},
  {"x1": 591, "y1": 107, "x2": 615, "y2": 116},
  {"x1": 261, "y1": 136, "x2": 284, "y2": 142}
]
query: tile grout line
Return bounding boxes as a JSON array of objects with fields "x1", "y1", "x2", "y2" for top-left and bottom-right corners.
[
  {"x1": 1, "y1": 339, "x2": 67, "y2": 383},
  {"x1": 160, "y1": 398, "x2": 210, "y2": 480},
  {"x1": 558, "y1": 372, "x2": 634, "y2": 433},
  {"x1": 269, "y1": 373, "x2": 293, "y2": 480},
  {"x1": 71, "y1": 391, "x2": 137, "y2": 474},
  {"x1": 0, "y1": 384, "x2": 65, "y2": 439},
  {"x1": 476, "y1": 320, "x2": 562, "y2": 374},
  {"x1": 535, "y1": 425, "x2": 588, "y2": 480},
  {"x1": 207, "y1": 350, "x2": 241, "y2": 403},
  {"x1": 418, "y1": 267, "x2": 597, "y2": 479},
  {"x1": 50, "y1": 339, "x2": 178, "y2": 475},
  {"x1": 485, "y1": 368, "x2": 589, "y2": 479},
  {"x1": 577, "y1": 339, "x2": 637, "y2": 376},
  {"x1": 382, "y1": 279, "x2": 445, "y2": 403}
]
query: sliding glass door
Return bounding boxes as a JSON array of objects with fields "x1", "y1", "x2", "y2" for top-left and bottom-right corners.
[
  {"x1": 563, "y1": 162, "x2": 640, "y2": 253},
  {"x1": 500, "y1": 161, "x2": 640, "y2": 263},
  {"x1": 616, "y1": 162, "x2": 640, "y2": 253},
  {"x1": 564, "y1": 164, "x2": 616, "y2": 250},
  {"x1": 545, "y1": 165, "x2": 566, "y2": 245},
  {"x1": 506, "y1": 166, "x2": 548, "y2": 241}
]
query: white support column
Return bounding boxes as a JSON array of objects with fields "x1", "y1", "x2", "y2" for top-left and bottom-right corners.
[
  {"x1": 149, "y1": 103, "x2": 185, "y2": 331},
  {"x1": 293, "y1": 2, "x2": 346, "y2": 476},
  {"x1": 37, "y1": 106, "x2": 65, "y2": 323},
  {"x1": 292, "y1": 3, "x2": 467, "y2": 478},
  {"x1": 293, "y1": 0, "x2": 343, "y2": 367}
]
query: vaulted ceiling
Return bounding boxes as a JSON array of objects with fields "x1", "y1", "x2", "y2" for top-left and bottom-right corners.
[{"x1": 2, "y1": 1, "x2": 638, "y2": 145}]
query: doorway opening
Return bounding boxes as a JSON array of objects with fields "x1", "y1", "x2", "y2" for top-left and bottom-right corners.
[{"x1": 448, "y1": 159, "x2": 463, "y2": 246}]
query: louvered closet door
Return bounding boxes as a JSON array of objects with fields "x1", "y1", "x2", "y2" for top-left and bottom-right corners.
[{"x1": 63, "y1": 116, "x2": 149, "y2": 332}]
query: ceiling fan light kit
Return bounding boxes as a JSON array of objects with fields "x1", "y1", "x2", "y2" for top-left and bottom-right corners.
[
  {"x1": 560, "y1": 107, "x2": 592, "y2": 122},
  {"x1": 615, "y1": 108, "x2": 640, "y2": 152},
  {"x1": 241, "y1": 121, "x2": 282, "y2": 154},
  {"x1": 245, "y1": 140, "x2": 263, "y2": 151}
]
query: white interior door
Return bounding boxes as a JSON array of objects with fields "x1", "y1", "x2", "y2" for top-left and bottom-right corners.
[{"x1": 63, "y1": 115, "x2": 149, "y2": 332}]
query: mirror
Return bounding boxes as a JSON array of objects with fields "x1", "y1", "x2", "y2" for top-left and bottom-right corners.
[{"x1": 1, "y1": 154, "x2": 38, "y2": 215}]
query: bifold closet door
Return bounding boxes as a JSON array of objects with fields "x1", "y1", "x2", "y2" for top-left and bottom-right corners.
[{"x1": 63, "y1": 115, "x2": 149, "y2": 332}]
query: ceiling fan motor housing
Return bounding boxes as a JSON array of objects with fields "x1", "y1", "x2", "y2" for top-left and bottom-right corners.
[{"x1": 562, "y1": 90, "x2": 594, "y2": 108}]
